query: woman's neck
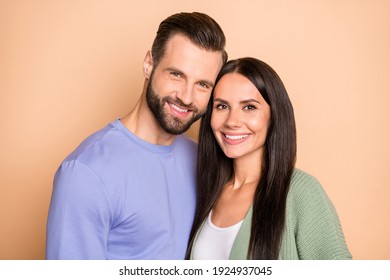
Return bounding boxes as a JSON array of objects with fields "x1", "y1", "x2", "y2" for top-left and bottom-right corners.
[{"x1": 231, "y1": 152, "x2": 262, "y2": 189}]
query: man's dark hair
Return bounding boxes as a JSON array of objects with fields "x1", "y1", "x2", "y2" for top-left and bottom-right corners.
[{"x1": 151, "y1": 12, "x2": 228, "y2": 67}]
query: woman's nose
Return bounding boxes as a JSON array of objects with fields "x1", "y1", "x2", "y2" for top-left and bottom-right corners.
[{"x1": 224, "y1": 109, "x2": 242, "y2": 128}]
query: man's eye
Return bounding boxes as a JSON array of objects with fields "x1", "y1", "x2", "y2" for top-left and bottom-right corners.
[
  {"x1": 171, "y1": 72, "x2": 182, "y2": 78},
  {"x1": 198, "y1": 82, "x2": 209, "y2": 89}
]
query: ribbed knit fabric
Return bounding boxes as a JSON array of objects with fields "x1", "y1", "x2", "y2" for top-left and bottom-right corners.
[{"x1": 193, "y1": 169, "x2": 352, "y2": 260}]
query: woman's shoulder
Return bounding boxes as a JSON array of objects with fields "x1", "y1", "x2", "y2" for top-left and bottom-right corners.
[
  {"x1": 289, "y1": 169, "x2": 326, "y2": 197},
  {"x1": 290, "y1": 168, "x2": 321, "y2": 187},
  {"x1": 284, "y1": 169, "x2": 352, "y2": 260},
  {"x1": 287, "y1": 168, "x2": 335, "y2": 214}
]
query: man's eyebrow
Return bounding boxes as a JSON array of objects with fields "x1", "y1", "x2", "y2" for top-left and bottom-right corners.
[{"x1": 165, "y1": 67, "x2": 185, "y2": 75}]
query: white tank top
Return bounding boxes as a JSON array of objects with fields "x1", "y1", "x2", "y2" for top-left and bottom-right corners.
[{"x1": 192, "y1": 211, "x2": 244, "y2": 259}]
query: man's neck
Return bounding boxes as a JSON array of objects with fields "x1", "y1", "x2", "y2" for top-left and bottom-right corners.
[{"x1": 120, "y1": 94, "x2": 177, "y2": 146}]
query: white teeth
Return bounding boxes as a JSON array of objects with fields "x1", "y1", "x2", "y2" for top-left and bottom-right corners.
[
  {"x1": 225, "y1": 134, "x2": 249, "y2": 140},
  {"x1": 169, "y1": 103, "x2": 189, "y2": 113}
]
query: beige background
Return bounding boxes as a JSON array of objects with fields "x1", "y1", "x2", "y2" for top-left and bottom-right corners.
[{"x1": 1, "y1": 0, "x2": 389, "y2": 259}]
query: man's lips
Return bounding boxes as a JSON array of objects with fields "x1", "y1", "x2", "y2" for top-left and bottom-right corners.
[
  {"x1": 167, "y1": 101, "x2": 193, "y2": 118},
  {"x1": 168, "y1": 101, "x2": 191, "y2": 113}
]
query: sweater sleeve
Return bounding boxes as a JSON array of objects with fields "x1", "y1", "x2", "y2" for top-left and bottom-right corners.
[
  {"x1": 46, "y1": 160, "x2": 113, "y2": 259},
  {"x1": 289, "y1": 170, "x2": 352, "y2": 260}
]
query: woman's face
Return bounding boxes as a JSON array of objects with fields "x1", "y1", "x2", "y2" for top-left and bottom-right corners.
[{"x1": 211, "y1": 72, "x2": 271, "y2": 160}]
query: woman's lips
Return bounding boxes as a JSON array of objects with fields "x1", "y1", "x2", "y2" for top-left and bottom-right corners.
[{"x1": 222, "y1": 133, "x2": 250, "y2": 145}]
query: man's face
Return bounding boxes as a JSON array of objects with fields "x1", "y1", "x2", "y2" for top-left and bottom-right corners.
[{"x1": 146, "y1": 34, "x2": 223, "y2": 135}]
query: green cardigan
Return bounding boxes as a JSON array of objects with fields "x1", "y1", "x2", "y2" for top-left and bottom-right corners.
[{"x1": 192, "y1": 169, "x2": 352, "y2": 260}]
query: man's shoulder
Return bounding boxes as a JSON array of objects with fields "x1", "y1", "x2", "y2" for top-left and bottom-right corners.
[
  {"x1": 61, "y1": 119, "x2": 140, "y2": 170},
  {"x1": 63, "y1": 122, "x2": 117, "y2": 163}
]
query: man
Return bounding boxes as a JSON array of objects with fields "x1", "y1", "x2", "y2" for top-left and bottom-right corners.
[{"x1": 46, "y1": 12, "x2": 227, "y2": 259}]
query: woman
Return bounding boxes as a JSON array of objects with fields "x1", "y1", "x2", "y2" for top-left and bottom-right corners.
[{"x1": 186, "y1": 57, "x2": 351, "y2": 259}]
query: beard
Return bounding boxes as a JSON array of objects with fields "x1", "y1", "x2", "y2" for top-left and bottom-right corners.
[{"x1": 146, "y1": 78, "x2": 205, "y2": 135}]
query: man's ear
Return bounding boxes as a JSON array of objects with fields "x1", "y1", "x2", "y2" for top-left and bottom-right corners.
[{"x1": 143, "y1": 51, "x2": 154, "y2": 79}]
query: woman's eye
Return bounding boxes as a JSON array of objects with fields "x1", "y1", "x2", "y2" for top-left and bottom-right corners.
[
  {"x1": 215, "y1": 104, "x2": 228, "y2": 110},
  {"x1": 244, "y1": 105, "x2": 257, "y2": 110}
]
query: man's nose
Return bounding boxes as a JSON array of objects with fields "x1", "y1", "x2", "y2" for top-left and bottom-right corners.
[{"x1": 176, "y1": 83, "x2": 194, "y2": 106}]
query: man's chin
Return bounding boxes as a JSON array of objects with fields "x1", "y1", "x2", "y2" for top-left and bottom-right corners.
[{"x1": 161, "y1": 119, "x2": 193, "y2": 135}]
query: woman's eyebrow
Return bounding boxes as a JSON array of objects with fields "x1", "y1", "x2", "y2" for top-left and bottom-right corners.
[
  {"x1": 213, "y1": 98, "x2": 261, "y2": 104},
  {"x1": 240, "y1": 99, "x2": 261, "y2": 105},
  {"x1": 213, "y1": 97, "x2": 229, "y2": 104}
]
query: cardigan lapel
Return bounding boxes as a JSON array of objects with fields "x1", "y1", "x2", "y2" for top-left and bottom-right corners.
[{"x1": 229, "y1": 205, "x2": 253, "y2": 259}]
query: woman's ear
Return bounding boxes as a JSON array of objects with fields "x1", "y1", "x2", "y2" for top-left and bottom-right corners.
[{"x1": 143, "y1": 51, "x2": 154, "y2": 79}]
